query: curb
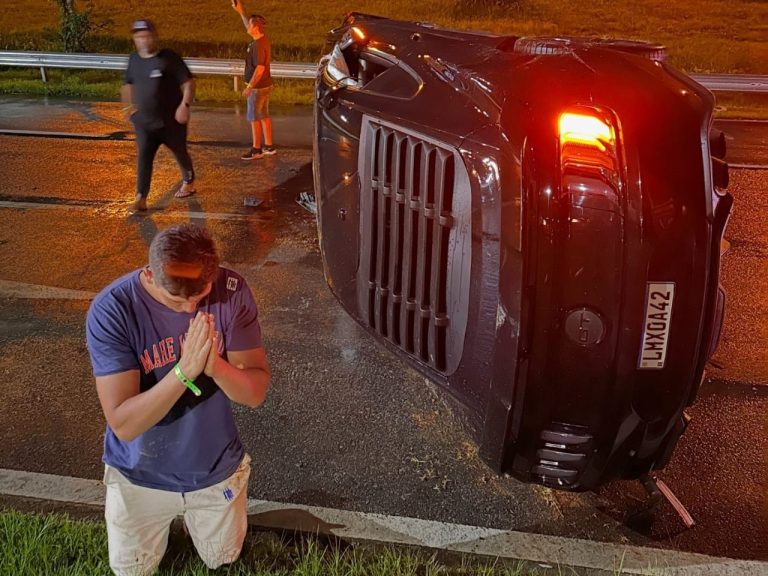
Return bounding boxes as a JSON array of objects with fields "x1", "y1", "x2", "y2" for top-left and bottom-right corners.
[{"x1": 2, "y1": 469, "x2": 766, "y2": 576}]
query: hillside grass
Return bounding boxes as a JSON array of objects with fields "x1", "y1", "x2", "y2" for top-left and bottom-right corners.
[
  {"x1": 0, "y1": 0, "x2": 766, "y2": 110},
  {"x1": 2, "y1": 0, "x2": 767, "y2": 73}
]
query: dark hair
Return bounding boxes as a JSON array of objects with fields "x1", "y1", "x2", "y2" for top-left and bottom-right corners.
[
  {"x1": 149, "y1": 223, "x2": 220, "y2": 298},
  {"x1": 248, "y1": 14, "x2": 266, "y2": 30}
]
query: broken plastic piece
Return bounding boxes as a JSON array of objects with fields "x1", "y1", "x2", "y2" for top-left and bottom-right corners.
[
  {"x1": 296, "y1": 192, "x2": 317, "y2": 215},
  {"x1": 655, "y1": 478, "x2": 695, "y2": 528},
  {"x1": 243, "y1": 196, "x2": 264, "y2": 207}
]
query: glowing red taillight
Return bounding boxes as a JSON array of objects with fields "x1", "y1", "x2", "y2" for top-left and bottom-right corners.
[
  {"x1": 559, "y1": 113, "x2": 614, "y2": 152},
  {"x1": 558, "y1": 108, "x2": 622, "y2": 209},
  {"x1": 560, "y1": 109, "x2": 620, "y2": 176}
]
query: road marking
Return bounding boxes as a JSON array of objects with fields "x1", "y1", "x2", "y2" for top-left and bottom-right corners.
[
  {"x1": 0, "y1": 200, "x2": 91, "y2": 212},
  {"x1": 0, "y1": 128, "x2": 118, "y2": 140},
  {"x1": 0, "y1": 200, "x2": 259, "y2": 221},
  {"x1": 0, "y1": 468, "x2": 764, "y2": 576},
  {"x1": 0, "y1": 129, "x2": 245, "y2": 148},
  {"x1": 715, "y1": 119, "x2": 768, "y2": 125},
  {"x1": 729, "y1": 163, "x2": 768, "y2": 170},
  {"x1": 0, "y1": 279, "x2": 96, "y2": 300}
]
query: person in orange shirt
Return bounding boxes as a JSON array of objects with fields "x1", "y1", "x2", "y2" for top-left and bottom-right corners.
[{"x1": 232, "y1": 0, "x2": 276, "y2": 160}]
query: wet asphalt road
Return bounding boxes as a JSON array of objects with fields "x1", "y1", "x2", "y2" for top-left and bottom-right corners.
[{"x1": 0, "y1": 98, "x2": 765, "y2": 561}]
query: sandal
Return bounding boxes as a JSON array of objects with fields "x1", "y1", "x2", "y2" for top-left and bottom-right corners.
[{"x1": 175, "y1": 183, "x2": 196, "y2": 199}]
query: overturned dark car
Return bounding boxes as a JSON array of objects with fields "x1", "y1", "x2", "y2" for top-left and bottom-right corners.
[{"x1": 312, "y1": 14, "x2": 733, "y2": 491}]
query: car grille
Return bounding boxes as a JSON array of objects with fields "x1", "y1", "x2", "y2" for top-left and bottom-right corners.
[{"x1": 358, "y1": 117, "x2": 471, "y2": 374}]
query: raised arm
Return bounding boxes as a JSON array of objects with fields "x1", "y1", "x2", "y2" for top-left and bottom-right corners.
[{"x1": 232, "y1": 0, "x2": 250, "y2": 31}]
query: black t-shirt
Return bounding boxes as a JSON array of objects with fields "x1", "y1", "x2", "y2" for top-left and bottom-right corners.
[
  {"x1": 125, "y1": 49, "x2": 192, "y2": 129},
  {"x1": 244, "y1": 37, "x2": 272, "y2": 89}
]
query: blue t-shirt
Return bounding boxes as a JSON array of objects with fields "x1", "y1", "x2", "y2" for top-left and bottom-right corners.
[{"x1": 86, "y1": 267, "x2": 262, "y2": 492}]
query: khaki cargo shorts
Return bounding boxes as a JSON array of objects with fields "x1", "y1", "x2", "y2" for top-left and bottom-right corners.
[{"x1": 103, "y1": 454, "x2": 251, "y2": 576}]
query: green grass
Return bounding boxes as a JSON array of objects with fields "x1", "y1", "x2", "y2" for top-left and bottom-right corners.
[
  {"x1": 0, "y1": 68, "x2": 123, "y2": 100},
  {"x1": 0, "y1": 509, "x2": 111, "y2": 575},
  {"x1": 0, "y1": 0, "x2": 766, "y2": 111},
  {"x1": 713, "y1": 93, "x2": 768, "y2": 121},
  {"x1": 0, "y1": 509, "x2": 559, "y2": 576},
  {"x1": 0, "y1": 68, "x2": 314, "y2": 107},
  {"x1": 1, "y1": 0, "x2": 767, "y2": 72}
]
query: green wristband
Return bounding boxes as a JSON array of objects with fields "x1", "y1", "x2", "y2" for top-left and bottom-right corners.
[{"x1": 174, "y1": 364, "x2": 201, "y2": 396}]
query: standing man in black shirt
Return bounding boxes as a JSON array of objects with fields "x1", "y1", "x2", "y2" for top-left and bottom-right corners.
[
  {"x1": 231, "y1": 0, "x2": 276, "y2": 160},
  {"x1": 122, "y1": 19, "x2": 196, "y2": 211}
]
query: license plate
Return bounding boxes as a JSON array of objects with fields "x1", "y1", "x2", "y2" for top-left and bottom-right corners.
[{"x1": 638, "y1": 282, "x2": 675, "y2": 369}]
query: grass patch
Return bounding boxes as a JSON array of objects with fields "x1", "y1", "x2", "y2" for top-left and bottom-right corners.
[
  {"x1": 0, "y1": 68, "x2": 314, "y2": 107},
  {"x1": 0, "y1": 508, "x2": 558, "y2": 576},
  {"x1": 715, "y1": 93, "x2": 768, "y2": 120},
  {"x1": 195, "y1": 78, "x2": 315, "y2": 107},
  {"x1": 0, "y1": 508, "x2": 110, "y2": 575},
  {"x1": 0, "y1": 1, "x2": 765, "y2": 110},
  {"x1": 0, "y1": 68, "x2": 122, "y2": 100},
  {"x1": 1, "y1": 0, "x2": 767, "y2": 73}
]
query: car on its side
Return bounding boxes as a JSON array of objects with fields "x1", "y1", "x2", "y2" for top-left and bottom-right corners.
[{"x1": 312, "y1": 13, "x2": 732, "y2": 491}]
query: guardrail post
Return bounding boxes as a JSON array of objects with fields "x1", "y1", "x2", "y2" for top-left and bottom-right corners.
[
  {"x1": 233, "y1": 76, "x2": 242, "y2": 92},
  {"x1": 39, "y1": 67, "x2": 47, "y2": 83}
]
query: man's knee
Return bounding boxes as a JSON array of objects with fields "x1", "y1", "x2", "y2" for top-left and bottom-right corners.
[
  {"x1": 109, "y1": 555, "x2": 163, "y2": 576},
  {"x1": 253, "y1": 105, "x2": 269, "y2": 121},
  {"x1": 104, "y1": 467, "x2": 179, "y2": 576},
  {"x1": 197, "y1": 544, "x2": 244, "y2": 571},
  {"x1": 184, "y1": 455, "x2": 251, "y2": 568}
]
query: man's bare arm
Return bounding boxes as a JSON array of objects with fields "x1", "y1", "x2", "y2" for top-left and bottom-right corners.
[
  {"x1": 245, "y1": 65, "x2": 265, "y2": 91},
  {"x1": 96, "y1": 369, "x2": 188, "y2": 442},
  {"x1": 232, "y1": 0, "x2": 249, "y2": 30},
  {"x1": 120, "y1": 84, "x2": 135, "y2": 120},
  {"x1": 120, "y1": 83, "x2": 132, "y2": 104},
  {"x1": 207, "y1": 347, "x2": 271, "y2": 408},
  {"x1": 175, "y1": 78, "x2": 195, "y2": 124},
  {"x1": 181, "y1": 78, "x2": 195, "y2": 105},
  {"x1": 95, "y1": 311, "x2": 214, "y2": 441}
]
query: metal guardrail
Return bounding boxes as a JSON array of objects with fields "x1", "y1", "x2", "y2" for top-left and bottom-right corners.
[
  {"x1": 1, "y1": 50, "x2": 768, "y2": 92},
  {"x1": 0, "y1": 51, "x2": 317, "y2": 80},
  {"x1": 688, "y1": 74, "x2": 768, "y2": 94}
]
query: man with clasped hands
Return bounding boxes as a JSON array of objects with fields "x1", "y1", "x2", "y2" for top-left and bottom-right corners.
[{"x1": 86, "y1": 223, "x2": 270, "y2": 575}]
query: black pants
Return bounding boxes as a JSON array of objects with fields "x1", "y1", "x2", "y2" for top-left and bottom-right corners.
[{"x1": 135, "y1": 121, "x2": 194, "y2": 198}]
